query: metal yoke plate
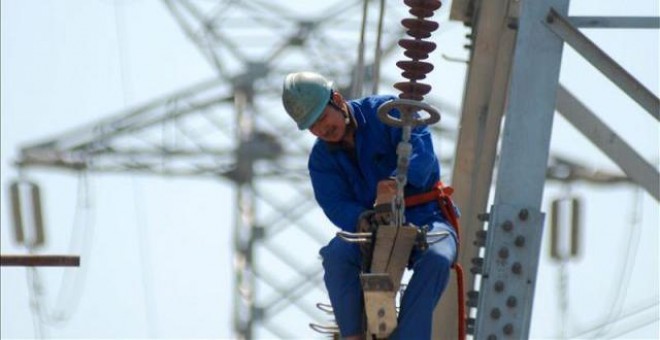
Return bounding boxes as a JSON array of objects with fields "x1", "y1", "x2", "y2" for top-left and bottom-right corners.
[
  {"x1": 475, "y1": 203, "x2": 545, "y2": 339},
  {"x1": 369, "y1": 224, "x2": 418, "y2": 290},
  {"x1": 362, "y1": 223, "x2": 418, "y2": 338}
]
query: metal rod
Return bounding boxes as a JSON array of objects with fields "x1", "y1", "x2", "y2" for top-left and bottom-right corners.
[
  {"x1": 372, "y1": 0, "x2": 386, "y2": 95},
  {"x1": 309, "y1": 322, "x2": 339, "y2": 334},
  {"x1": 316, "y1": 302, "x2": 334, "y2": 314},
  {"x1": 337, "y1": 231, "x2": 372, "y2": 238},
  {"x1": 0, "y1": 255, "x2": 80, "y2": 267},
  {"x1": 545, "y1": 8, "x2": 660, "y2": 120},
  {"x1": 567, "y1": 16, "x2": 660, "y2": 29},
  {"x1": 353, "y1": 0, "x2": 369, "y2": 98},
  {"x1": 336, "y1": 234, "x2": 371, "y2": 243}
]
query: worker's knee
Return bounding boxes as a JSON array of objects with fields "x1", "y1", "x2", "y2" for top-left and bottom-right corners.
[
  {"x1": 412, "y1": 232, "x2": 456, "y2": 275},
  {"x1": 319, "y1": 236, "x2": 362, "y2": 273},
  {"x1": 418, "y1": 247, "x2": 452, "y2": 273}
]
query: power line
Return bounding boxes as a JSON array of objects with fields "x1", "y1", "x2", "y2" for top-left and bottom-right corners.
[
  {"x1": 607, "y1": 315, "x2": 659, "y2": 339},
  {"x1": 570, "y1": 299, "x2": 659, "y2": 338},
  {"x1": 592, "y1": 187, "x2": 644, "y2": 338},
  {"x1": 25, "y1": 172, "x2": 96, "y2": 337},
  {"x1": 132, "y1": 176, "x2": 159, "y2": 337}
]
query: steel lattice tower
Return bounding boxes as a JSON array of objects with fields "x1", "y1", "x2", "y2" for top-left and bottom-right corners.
[
  {"x1": 11, "y1": 0, "x2": 655, "y2": 339},
  {"x1": 13, "y1": 1, "x2": 458, "y2": 338}
]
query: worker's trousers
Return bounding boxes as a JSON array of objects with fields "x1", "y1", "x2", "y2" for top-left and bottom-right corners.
[{"x1": 320, "y1": 220, "x2": 457, "y2": 339}]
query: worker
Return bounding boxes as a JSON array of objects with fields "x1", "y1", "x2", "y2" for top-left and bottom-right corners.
[{"x1": 282, "y1": 71, "x2": 457, "y2": 340}]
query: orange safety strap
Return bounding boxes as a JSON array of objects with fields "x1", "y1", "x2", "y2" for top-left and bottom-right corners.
[
  {"x1": 405, "y1": 181, "x2": 461, "y2": 253},
  {"x1": 405, "y1": 181, "x2": 466, "y2": 340}
]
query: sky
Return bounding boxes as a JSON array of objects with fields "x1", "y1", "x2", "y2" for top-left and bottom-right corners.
[{"x1": 1, "y1": 0, "x2": 659, "y2": 339}]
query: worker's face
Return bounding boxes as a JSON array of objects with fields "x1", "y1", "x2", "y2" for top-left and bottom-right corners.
[{"x1": 309, "y1": 93, "x2": 347, "y2": 143}]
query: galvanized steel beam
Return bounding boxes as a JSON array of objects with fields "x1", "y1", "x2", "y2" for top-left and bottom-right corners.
[
  {"x1": 567, "y1": 16, "x2": 660, "y2": 29},
  {"x1": 473, "y1": 1, "x2": 569, "y2": 339},
  {"x1": 546, "y1": 9, "x2": 660, "y2": 120},
  {"x1": 556, "y1": 85, "x2": 660, "y2": 201}
]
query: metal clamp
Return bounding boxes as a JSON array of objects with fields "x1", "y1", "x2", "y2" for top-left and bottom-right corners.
[
  {"x1": 337, "y1": 230, "x2": 372, "y2": 243},
  {"x1": 425, "y1": 230, "x2": 451, "y2": 245},
  {"x1": 377, "y1": 98, "x2": 441, "y2": 128},
  {"x1": 309, "y1": 322, "x2": 339, "y2": 335}
]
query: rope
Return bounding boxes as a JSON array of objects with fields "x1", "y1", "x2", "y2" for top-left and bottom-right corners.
[
  {"x1": 406, "y1": 182, "x2": 466, "y2": 340},
  {"x1": 454, "y1": 263, "x2": 467, "y2": 340},
  {"x1": 437, "y1": 184, "x2": 466, "y2": 340}
]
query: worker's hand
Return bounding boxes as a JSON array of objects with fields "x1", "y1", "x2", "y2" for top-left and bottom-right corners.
[
  {"x1": 357, "y1": 210, "x2": 377, "y2": 233},
  {"x1": 373, "y1": 179, "x2": 397, "y2": 225},
  {"x1": 357, "y1": 210, "x2": 377, "y2": 271},
  {"x1": 375, "y1": 179, "x2": 397, "y2": 205}
]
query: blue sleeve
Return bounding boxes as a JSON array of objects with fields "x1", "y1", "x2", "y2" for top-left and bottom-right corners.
[
  {"x1": 388, "y1": 122, "x2": 438, "y2": 190},
  {"x1": 308, "y1": 148, "x2": 365, "y2": 232}
]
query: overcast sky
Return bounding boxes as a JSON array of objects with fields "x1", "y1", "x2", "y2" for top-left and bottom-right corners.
[{"x1": 1, "y1": 0, "x2": 658, "y2": 339}]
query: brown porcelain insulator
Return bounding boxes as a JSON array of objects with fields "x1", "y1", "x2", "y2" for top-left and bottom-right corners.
[
  {"x1": 394, "y1": 82, "x2": 432, "y2": 98},
  {"x1": 396, "y1": 61, "x2": 434, "y2": 80},
  {"x1": 401, "y1": 18, "x2": 439, "y2": 39},
  {"x1": 399, "y1": 39, "x2": 437, "y2": 60},
  {"x1": 404, "y1": 0, "x2": 442, "y2": 18},
  {"x1": 394, "y1": 0, "x2": 442, "y2": 102}
]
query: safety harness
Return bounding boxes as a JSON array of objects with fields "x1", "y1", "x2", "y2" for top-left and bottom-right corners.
[{"x1": 405, "y1": 181, "x2": 466, "y2": 340}]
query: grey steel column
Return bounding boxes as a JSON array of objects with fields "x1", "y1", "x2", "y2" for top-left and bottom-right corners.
[{"x1": 474, "y1": 0, "x2": 569, "y2": 339}]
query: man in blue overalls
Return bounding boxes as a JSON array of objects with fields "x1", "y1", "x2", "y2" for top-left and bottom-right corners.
[{"x1": 282, "y1": 71, "x2": 457, "y2": 340}]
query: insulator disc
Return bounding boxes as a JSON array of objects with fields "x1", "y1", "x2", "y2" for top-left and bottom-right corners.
[
  {"x1": 396, "y1": 60, "x2": 434, "y2": 76},
  {"x1": 401, "y1": 18, "x2": 439, "y2": 33},
  {"x1": 399, "y1": 39, "x2": 436, "y2": 54},
  {"x1": 394, "y1": 81, "x2": 432, "y2": 96},
  {"x1": 405, "y1": 0, "x2": 441, "y2": 17},
  {"x1": 405, "y1": 0, "x2": 442, "y2": 12}
]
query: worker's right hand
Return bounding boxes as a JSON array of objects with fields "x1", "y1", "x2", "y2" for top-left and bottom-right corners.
[
  {"x1": 357, "y1": 210, "x2": 377, "y2": 233},
  {"x1": 373, "y1": 179, "x2": 397, "y2": 225},
  {"x1": 373, "y1": 203, "x2": 393, "y2": 225},
  {"x1": 374, "y1": 179, "x2": 397, "y2": 206}
]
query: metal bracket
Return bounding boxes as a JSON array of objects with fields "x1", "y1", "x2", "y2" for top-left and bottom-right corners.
[
  {"x1": 361, "y1": 272, "x2": 398, "y2": 339},
  {"x1": 361, "y1": 273, "x2": 395, "y2": 292},
  {"x1": 377, "y1": 99, "x2": 441, "y2": 128}
]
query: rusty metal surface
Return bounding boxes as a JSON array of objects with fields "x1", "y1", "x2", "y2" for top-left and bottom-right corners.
[{"x1": 0, "y1": 255, "x2": 80, "y2": 267}]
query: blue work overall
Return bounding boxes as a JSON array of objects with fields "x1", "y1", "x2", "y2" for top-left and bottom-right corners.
[{"x1": 309, "y1": 95, "x2": 458, "y2": 339}]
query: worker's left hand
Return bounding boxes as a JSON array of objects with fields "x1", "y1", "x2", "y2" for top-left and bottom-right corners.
[{"x1": 373, "y1": 179, "x2": 397, "y2": 225}]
